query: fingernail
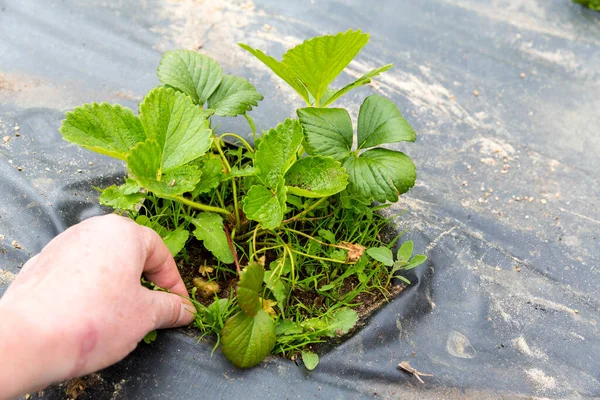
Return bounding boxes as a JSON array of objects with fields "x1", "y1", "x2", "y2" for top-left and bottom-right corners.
[{"x1": 178, "y1": 301, "x2": 195, "y2": 326}]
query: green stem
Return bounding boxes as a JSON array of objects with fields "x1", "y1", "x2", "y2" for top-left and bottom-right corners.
[
  {"x1": 162, "y1": 195, "x2": 230, "y2": 216},
  {"x1": 214, "y1": 138, "x2": 241, "y2": 230},
  {"x1": 215, "y1": 189, "x2": 226, "y2": 210},
  {"x1": 253, "y1": 244, "x2": 284, "y2": 255},
  {"x1": 252, "y1": 225, "x2": 259, "y2": 259},
  {"x1": 244, "y1": 113, "x2": 257, "y2": 143},
  {"x1": 281, "y1": 228, "x2": 348, "y2": 250},
  {"x1": 282, "y1": 242, "x2": 296, "y2": 287},
  {"x1": 282, "y1": 197, "x2": 328, "y2": 224},
  {"x1": 231, "y1": 180, "x2": 241, "y2": 231},
  {"x1": 219, "y1": 133, "x2": 254, "y2": 153},
  {"x1": 288, "y1": 248, "x2": 350, "y2": 264}
]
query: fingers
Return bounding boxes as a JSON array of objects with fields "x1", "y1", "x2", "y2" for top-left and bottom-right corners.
[
  {"x1": 139, "y1": 226, "x2": 188, "y2": 298},
  {"x1": 144, "y1": 291, "x2": 196, "y2": 329}
]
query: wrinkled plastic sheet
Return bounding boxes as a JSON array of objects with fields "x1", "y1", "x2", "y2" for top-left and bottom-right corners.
[{"x1": 1, "y1": 0, "x2": 599, "y2": 398}]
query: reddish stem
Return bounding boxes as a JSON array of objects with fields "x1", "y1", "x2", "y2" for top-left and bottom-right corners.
[{"x1": 224, "y1": 225, "x2": 241, "y2": 275}]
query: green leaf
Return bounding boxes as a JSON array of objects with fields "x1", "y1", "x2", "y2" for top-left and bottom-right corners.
[
  {"x1": 276, "y1": 320, "x2": 302, "y2": 336},
  {"x1": 191, "y1": 155, "x2": 225, "y2": 197},
  {"x1": 134, "y1": 216, "x2": 189, "y2": 256},
  {"x1": 284, "y1": 156, "x2": 348, "y2": 198},
  {"x1": 286, "y1": 194, "x2": 304, "y2": 209},
  {"x1": 228, "y1": 165, "x2": 257, "y2": 179},
  {"x1": 302, "y1": 351, "x2": 319, "y2": 371},
  {"x1": 202, "y1": 298, "x2": 230, "y2": 325},
  {"x1": 397, "y1": 241, "x2": 414, "y2": 262},
  {"x1": 157, "y1": 50, "x2": 223, "y2": 105},
  {"x1": 255, "y1": 119, "x2": 303, "y2": 188},
  {"x1": 139, "y1": 87, "x2": 212, "y2": 171},
  {"x1": 207, "y1": 75, "x2": 263, "y2": 116},
  {"x1": 366, "y1": 246, "x2": 394, "y2": 266},
  {"x1": 99, "y1": 180, "x2": 144, "y2": 211},
  {"x1": 190, "y1": 212, "x2": 234, "y2": 264},
  {"x1": 406, "y1": 254, "x2": 427, "y2": 270},
  {"x1": 237, "y1": 262, "x2": 264, "y2": 316},
  {"x1": 238, "y1": 43, "x2": 310, "y2": 104},
  {"x1": 323, "y1": 64, "x2": 393, "y2": 107},
  {"x1": 297, "y1": 108, "x2": 353, "y2": 161},
  {"x1": 264, "y1": 270, "x2": 287, "y2": 311},
  {"x1": 60, "y1": 103, "x2": 145, "y2": 160},
  {"x1": 221, "y1": 310, "x2": 276, "y2": 368},
  {"x1": 127, "y1": 140, "x2": 201, "y2": 196},
  {"x1": 281, "y1": 29, "x2": 369, "y2": 106},
  {"x1": 343, "y1": 148, "x2": 416, "y2": 203},
  {"x1": 326, "y1": 308, "x2": 358, "y2": 337},
  {"x1": 162, "y1": 228, "x2": 189, "y2": 257},
  {"x1": 357, "y1": 95, "x2": 416, "y2": 150},
  {"x1": 143, "y1": 330, "x2": 157, "y2": 344},
  {"x1": 318, "y1": 229, "x2": 336, "y2": 244},
  {"x1": 329, "y1": 249, "x2": 347, "y2": 262},
  {"x1": 243, "y1": 181, "x2": 287, "y2": 230}
]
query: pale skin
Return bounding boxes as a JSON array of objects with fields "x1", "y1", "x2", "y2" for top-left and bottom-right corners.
[{"x1": 0, "y1": 214, "x2": 196, "y2": 400}]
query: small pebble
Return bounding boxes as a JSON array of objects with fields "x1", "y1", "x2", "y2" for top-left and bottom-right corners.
[
  {"x1": 462, "y1": 181, "x2": 468, "y2": 187},
  {"x1": 541, "y1": 199, "x2": 547, "y2": 204},
  {"x1": 520, "y1": 73, "x2": 526, "y2": 78},
  {"x1": 494, "y1": 196, "x2": 499, "y2": 201},
  {"x1": 17, "y1": 166, "x2": 23, "y2": 171},
  {"x1": 473, "y1": 90, "x2": 480, "y2": 97},
  {"x1": 528, "y1": 197, "x2": 535, "y2": 203},
  {"x1": 77, "y1": 169, "x2": 83, "y2": 173},
  {"x1": 15, "y1": 132, "x2": 21, "y2": 137},
  {"x1": 15, "y1": 125, "x2": 20, "y2": 130},
  {"x1": 88, "y1": 161, "x2": 94, "y2": 166},
  {"x1": 2, "y1": 136, "x2": 10, "y2": 143},
  {"x1": 11, "y1": 240, "x2": 22, "y2": 249},
  {"x1": 515, "y1": 267, "x2": 521, "y2": 272}
]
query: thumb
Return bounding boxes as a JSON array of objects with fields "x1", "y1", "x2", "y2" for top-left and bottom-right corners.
[{"x1": 146, "y1": 291, "x2": 196, "y2": 329}]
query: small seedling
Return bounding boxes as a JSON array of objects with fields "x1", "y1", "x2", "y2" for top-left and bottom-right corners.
[{"x1": 59, "y1": 29, "x2": 427, "y2": 369}]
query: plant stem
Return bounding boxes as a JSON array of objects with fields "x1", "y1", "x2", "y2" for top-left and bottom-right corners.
[
  {"x1": 219, "y1": 133, "x2": 254, "y2": 153},
  {"x1": 288, "y1": 248, "x2": 350, "y2": 264},
  {"x1": 243, "y1": 113, "x2": 257, "y2": 143},
  {"x1": 162, "y1": 195, "x2": 230, "y2": 216},
  {"x1": 281, "y1": 241, "x2": 296, "y2": 287},
  {"x1": 215, "y1": 189, "x2": 226, "y2": 210},
  {"x1": 237, "y1": 226, "x2": 269, "y2": 241},
  {"x1": 231, "y1": 181, "x2": 241, "y2": 231},
  {"x1": 282, "y1": 197, "x2": 328, "y2": 224},
  {"x1": 252, "y1": 225, "x2": 259, "y2": 259},
  {"x1": 224, "y1": 225, "x2": 241, "y2": 275},
  {"x1": 281, "y1": 228, "x2": 349, "y2": 249},
  {"x1": 214, "y1": 138, "x2": 241, "y2": 230}
]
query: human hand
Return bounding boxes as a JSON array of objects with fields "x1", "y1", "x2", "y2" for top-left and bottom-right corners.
[{"x1": 0, "y1": 214, "x2": 195, "y2": 399}]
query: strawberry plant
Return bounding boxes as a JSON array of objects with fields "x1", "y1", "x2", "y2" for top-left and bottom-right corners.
[{"x1": 59, "y1": 29, "x2": 426, "y2": 369}]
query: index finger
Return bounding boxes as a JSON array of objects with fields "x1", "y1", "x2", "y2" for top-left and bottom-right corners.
[{"x1": 139, "y1": 226, "x2": 188, "y2": 298}]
